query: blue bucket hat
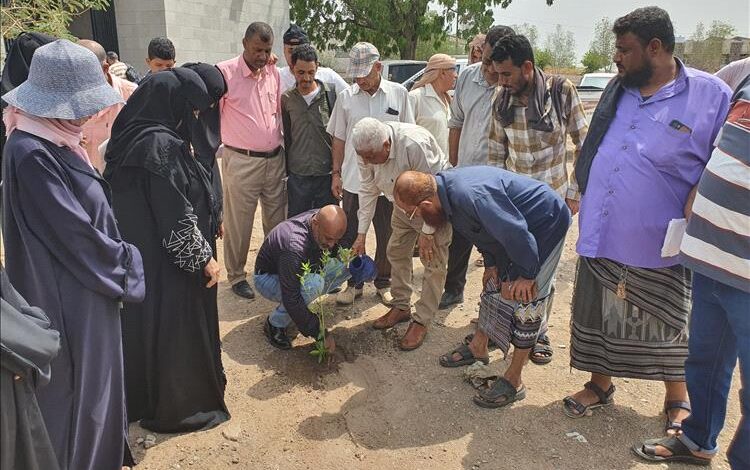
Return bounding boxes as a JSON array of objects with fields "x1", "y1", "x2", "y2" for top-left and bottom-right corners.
[{"x1": 1, "y1": 39, "x2": 123, "y2": 120}]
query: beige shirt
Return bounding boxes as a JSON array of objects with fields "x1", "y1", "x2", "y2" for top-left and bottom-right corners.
[
  {"x1": 357, "y1": 122, "x2": 449, "y2": 233},
  {"x1": 327, "y1": 79, "x2": 414, "y2": 193},
  {"x1": 409, "y1": 83, "x2": 450, "y2": 155}
]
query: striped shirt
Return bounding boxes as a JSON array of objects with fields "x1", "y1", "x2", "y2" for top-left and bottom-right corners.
[
  {"x1": 680, "y1": 83, "x2": 750, "y2": 293},
  {"x1": 488, "y1": 77, "x2": 588, "y2": 200}
]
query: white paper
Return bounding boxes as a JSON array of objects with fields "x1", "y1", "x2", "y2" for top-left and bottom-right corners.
[{"x1": 661, "y1": 218, "x2": 688, "y2": 258}]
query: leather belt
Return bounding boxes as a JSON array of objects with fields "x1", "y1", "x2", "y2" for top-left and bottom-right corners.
[{"x1": 224, "y1": 145, "x2": 281, "y2": 158}]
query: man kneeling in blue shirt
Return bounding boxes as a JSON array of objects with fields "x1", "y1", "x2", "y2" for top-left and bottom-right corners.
[
  {"x1": 394, "y1": 167, "x2": 571, "y2": 408},
  {"x1": 254, "y1": 205, "x2": 348, "y2": 350}
]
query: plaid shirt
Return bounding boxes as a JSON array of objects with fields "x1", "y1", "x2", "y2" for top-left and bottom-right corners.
[{"x1": 488, "y1": 77, "x2": 588, "y2": 200}]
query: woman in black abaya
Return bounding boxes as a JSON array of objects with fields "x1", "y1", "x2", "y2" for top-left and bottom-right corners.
[{"x1": 104, "y1": 66, "x2": 229, "y2": 433}]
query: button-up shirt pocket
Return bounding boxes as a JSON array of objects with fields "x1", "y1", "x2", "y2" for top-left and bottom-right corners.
[{"x1": 640, "y1": 117, "x2": 691, "y2": 171}]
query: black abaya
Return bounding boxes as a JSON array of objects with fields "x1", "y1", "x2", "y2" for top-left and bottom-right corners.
[{"x1": 104, "y1": 68, "x2": 229, "y2": 433}]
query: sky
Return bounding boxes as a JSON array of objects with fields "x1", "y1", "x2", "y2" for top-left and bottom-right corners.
[{"x1": 485, "y1": 0, "x2": 750, "y2": 63}]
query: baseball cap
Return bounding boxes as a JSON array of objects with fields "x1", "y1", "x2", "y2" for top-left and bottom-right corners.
[
  {"x1": 283, "y1": 25, "x2": 309, "y2": 45},
  {"x1": 347, "y1": 42, "x2": 380, "y2": 79}
]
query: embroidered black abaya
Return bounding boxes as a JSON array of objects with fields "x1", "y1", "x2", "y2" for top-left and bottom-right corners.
[{"x1": 104, "y1": 67, "x2": 229, "y2": 433}]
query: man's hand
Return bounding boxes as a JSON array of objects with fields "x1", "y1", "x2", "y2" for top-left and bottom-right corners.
[
  {"x1": 565, "y1": 198, "x2": 580, "y2": 216},
  {"x1": 204, "y1": 257, "x2": 221, "y2": 288},
  {"x1": 482, "y1": 266, "x2": 498, "y2": 290},
  {"x1": 217, "y1": 223, "x2": 224, "y2": 240},
  {"x1": 268, "y1": 53, "x2": 279, "y2": 66},
  {"x1": 331, "y1": 174, "x2": 343, "y2": 200},
  {"x1": 418, "y1": 233, "x2": 436, "y2": 264},
  {"x1": 506, "y1": 277, "x2": 537, "y2": 303},
  {"x1": 352, "y1": 233, "x2": 367, "y2": 256}
]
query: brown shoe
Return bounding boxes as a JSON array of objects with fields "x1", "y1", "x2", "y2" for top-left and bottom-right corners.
[
  {"x1": 372, "y1": 307, "x2": 411, "y2": 330},
  {"x1": 399, "y1": 321, "x2": 427, "y2": 350}
]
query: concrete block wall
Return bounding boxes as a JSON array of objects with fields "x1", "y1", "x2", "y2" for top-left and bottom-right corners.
[
  {"x1": 113, "y1": 0, "x2": 168, "y2": 73},
  {"x1": 164, "y1": 0, "x2": 288, "y2": 66},
  {"x1": 114, "y1": 0, "x2": 288, "y2": 72}
]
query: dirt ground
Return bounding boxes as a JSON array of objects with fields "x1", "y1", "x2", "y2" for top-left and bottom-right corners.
[{"x1": 129, "y1": 212, "x2": 742, "y2": 470}]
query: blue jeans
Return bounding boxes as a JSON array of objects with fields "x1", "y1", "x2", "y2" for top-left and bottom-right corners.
[
  {"x1": 679, "y1": 272, "x2": 749, "y2": 469},
  {"x1": 254, "y1": 271, "x2": 348, "y2": 328}
]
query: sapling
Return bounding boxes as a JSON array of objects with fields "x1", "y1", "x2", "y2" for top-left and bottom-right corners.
[{"x1": 298, "y1": 248, "x2": 354, "y2": 363}]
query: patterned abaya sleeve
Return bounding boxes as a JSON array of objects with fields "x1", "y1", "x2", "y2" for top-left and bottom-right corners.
[{"x1": 148, "y1": 173, "x2": 213, "y2": 273}]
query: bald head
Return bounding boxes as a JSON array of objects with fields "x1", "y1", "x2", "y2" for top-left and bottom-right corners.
[
  {"x1": 312, "y1": 205, "x2": 347, "y2": 250},
  {"x1": 394, "y1": 171, "x2": 436, "y2": 206},
  {"x1": 77, "y1": 39, "x2": 106, "y2": 63}
]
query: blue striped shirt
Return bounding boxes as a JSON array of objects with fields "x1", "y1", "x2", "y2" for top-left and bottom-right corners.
[{"x1": 680, "y1": 79, "x2": 750, "y2": 293}]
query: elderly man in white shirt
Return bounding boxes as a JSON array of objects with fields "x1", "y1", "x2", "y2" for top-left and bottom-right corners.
[
  {"x1": 350, "y1": 118, "x2": 451, "y2": 350},
  {"x1": 327, "y1": 42, "x2": 415, "y2": 307},
  {"x1": 408, "y1": 54, "x2": 457, "y2": 155}
]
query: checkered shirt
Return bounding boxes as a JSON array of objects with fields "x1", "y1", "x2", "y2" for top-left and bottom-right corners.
[{"x1": 488, "y1": 77, "x2": 588, "y2": 200}]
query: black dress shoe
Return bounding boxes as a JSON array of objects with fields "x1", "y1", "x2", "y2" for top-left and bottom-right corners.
[
  {"x1": 263, "y1": 317, "x2": 292, "y2": 350},
  {"x1": 439, "y1": 291, "x2": 464, "y2": 309},
  {"x1": 231, "y1": 280, "x2": 255, "y2": 299}
]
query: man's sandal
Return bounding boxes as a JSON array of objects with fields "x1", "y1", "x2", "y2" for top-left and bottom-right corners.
[
  {"x1": 529, "y1": 334, "x2": 553, "y2": 365},
  {"x1": 439, "y1": 343, "x2": 490, "y2": 368},
  {"x1": 473, "y1": 377, "x2": 526, "y2": 409},
  {"x1": 632, "y1": 436, "x2": 711, "y2": 466},
  {"x1": 562, "y1": 381, "x2": 616, "y2": 418},
  {"x1": 664, "y1": 400, "x2": 691, "y2": 434}
]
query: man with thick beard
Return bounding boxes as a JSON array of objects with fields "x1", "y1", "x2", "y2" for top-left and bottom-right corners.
[
  {"x1": 563, "y1": 6, "x2": 731, "y2": 432},
  {"x1": 393, "y1": 168, "x2": 570, "y2": 407}
]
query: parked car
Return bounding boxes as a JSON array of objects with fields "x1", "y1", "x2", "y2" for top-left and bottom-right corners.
[
  {"x1": 402, "y1": 58, "x2": 469, "y2": 91},
  {"x1": 576, "y1": 72, "x2": 616, "y2": 119},
  {"x1": 380, "y1": 60, "x2": 427, "y2": 84}
]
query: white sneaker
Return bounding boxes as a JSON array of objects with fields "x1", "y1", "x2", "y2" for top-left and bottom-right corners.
[
  {"x1": 377, "y1": 288, "x2": 394, "y2": 306},
  {"x1": 336, "y1": 286, "x2": 363, "y2": 305}
]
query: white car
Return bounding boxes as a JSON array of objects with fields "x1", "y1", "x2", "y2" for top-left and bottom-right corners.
[{"x1": 577, "y1": 72, "x2": 616, "y2": 118}]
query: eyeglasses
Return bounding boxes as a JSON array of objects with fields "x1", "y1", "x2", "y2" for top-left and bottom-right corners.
[{"x1": 397, "y1": 198, "x2": 428, "y2": 220}]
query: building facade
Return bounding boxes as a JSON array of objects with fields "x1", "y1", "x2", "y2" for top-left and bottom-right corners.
[{"x1": 69, "y1": 0, "x2": 289, "y2": 72}]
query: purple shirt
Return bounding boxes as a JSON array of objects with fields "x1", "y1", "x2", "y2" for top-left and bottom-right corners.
[{"x1": 577, "y1": 63, "x2": 731, "y2": 268}]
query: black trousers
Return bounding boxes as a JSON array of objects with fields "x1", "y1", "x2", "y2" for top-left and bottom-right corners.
[
  {"x1": 341, "y1": 189, "x2": 392, "y2": 289},
  {"x1": 443, "y1": 228, "x2": 474, "y2": 295},
  {"x1": 287, "y1": 173, "x2": 339, "y2": 218}
]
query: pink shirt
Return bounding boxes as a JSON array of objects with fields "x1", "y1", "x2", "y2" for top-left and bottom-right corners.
[
  {"x1": 82, "y1": 74, "x2": 136, "y2": 171},
  {"x1": 216, "y1": 55, "x2": 282, "y2": 151}
]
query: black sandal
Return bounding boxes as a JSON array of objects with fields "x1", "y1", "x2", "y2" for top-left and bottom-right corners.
[
  {"x1": 632, "y1": 436, "x2": 711, "y2": 466},
  {"x1": 562, "y1": 381, "x2": 616, "y2": 418},
  {"x1": 473, "y1": 377, "x2": 526, "y2": 409},
  {"x1": 664, "y1": 400, "x2": 691, "y2": 434},
  {"x1": 529, "y1": 334, "x2": 553, "y2": 365},
  {"x1": 439, "y1": 343, "x2": 490, "y2": 368}
]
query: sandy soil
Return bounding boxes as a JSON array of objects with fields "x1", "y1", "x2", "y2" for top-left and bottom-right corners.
[{"x1": 129, "y1": 212, "x2": 742, "y2": 470}]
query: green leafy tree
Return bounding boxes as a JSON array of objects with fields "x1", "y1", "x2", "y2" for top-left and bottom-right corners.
[
  {"x1": 544, "y1": 24, "x2": 576, "y2": 69},
  {"x1": 688, "y1": 20, "x2": 735, "y2": 72},
  {"x1": 582, "y1": 17, "x2": 614, "y2": 72},
  {"x1": 581, "y1": 50, "x2": 609, "y2": 73},
  {"x1": 535, "y1": 48, "x2": 553, "y2": 70},
  {"x1": 511, "y1": 23, "x2": 539, "y2": 48},
  {"x1": 290, "y1": 0, "x2": 554, "y2": 60},
  {"x1": 1, "y1": 0, "x2": 110, "y2": 40}
]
